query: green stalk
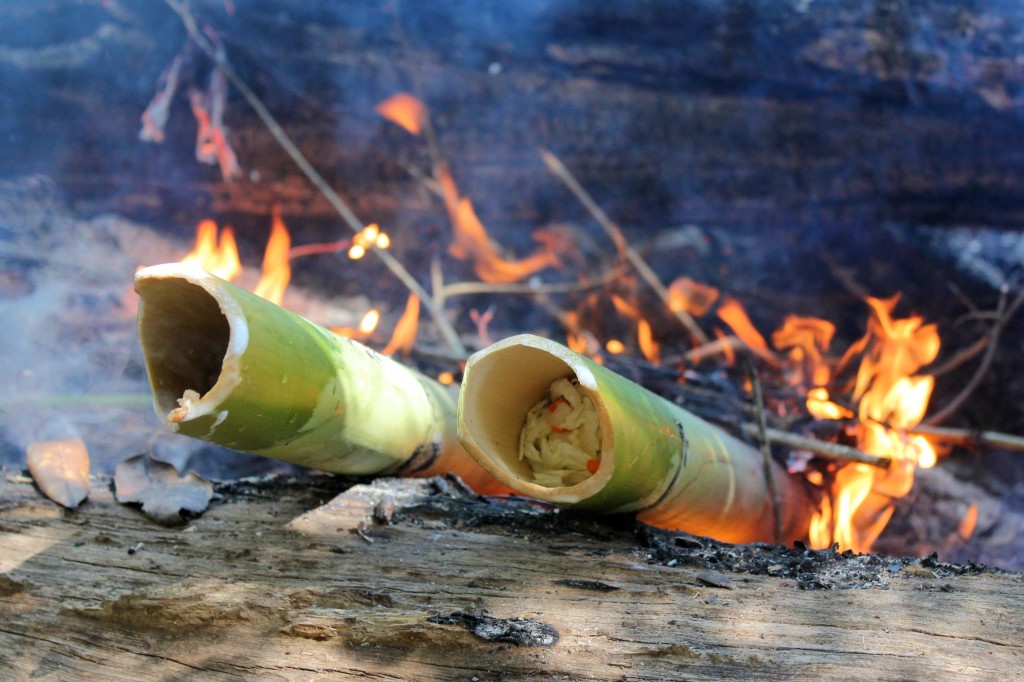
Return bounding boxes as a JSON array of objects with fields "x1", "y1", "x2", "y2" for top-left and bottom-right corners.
[
  {"x1": 134, "y1": 263, "x2": 492, "y2": 486},
  {"x1": 458, "y1": 334, "x2": 814, "y2": 544}
]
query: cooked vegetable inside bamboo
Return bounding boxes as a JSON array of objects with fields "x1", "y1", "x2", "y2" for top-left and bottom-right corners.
[{"x1": 519, "y1": 377, "x2": 601, "y2": 487}]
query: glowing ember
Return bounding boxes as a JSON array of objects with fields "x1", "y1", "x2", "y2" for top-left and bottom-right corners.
[
  {"x1": 347, "y1": 223, "x2": 390, "y2": 261},
  {"x1": 667, "y1": 277, "x2": 719, "y2": 317},
  {"x1": 439, "y1": 169, "x2": 559, "y2": 283},
  {"x1": 438, "y1": 371, "x2": 455, "y2": 386},
  {"x1": 382, "y1": 294, "x2": 420, "y2": 357},
  {"x1": 375, "y1": 93, "x2": 426, "y2": 135},
  {"x1": 253, "y1": 208, "x2": 292, "y2": 306},
  {"x1": 605, "y1": 339, "x2": 625, "y2": 355},
  {"x1": 181, "y1": 219, "x2": 241, "y2": 281}
]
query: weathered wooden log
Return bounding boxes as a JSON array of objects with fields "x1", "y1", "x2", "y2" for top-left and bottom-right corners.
[
  {"x1": 4, "y1": 0, "x2": 1024, "y2": 233},
  {"x1": 0, "y1": 472, "x2": 1020, "y2": 680}
]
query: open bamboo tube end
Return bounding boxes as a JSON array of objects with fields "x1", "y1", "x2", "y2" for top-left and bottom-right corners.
[
  {"x1": 458, "y1": 335, "x2": 614, "y2": 505},
  {"x1": 134, "y1": 263, "x2": 246, "y2": 431}
]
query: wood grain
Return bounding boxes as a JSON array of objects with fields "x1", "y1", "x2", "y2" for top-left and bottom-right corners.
[{"x1": 0, "y1": 471, "x2": 1020, "y2": 680}]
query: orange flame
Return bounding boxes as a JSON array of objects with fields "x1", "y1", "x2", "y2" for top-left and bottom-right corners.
[
  {"x1": 375, "y1": 93, "x2": 426, "y2": 135},
  {"x1": 181, "y1": 219, "x2": 241, "y2": 281},
  {"x1": 637, "y1": 319, "x2": 660, "y2": 364},
  {"x1": 809, "y1": 295, "x2": 941, "y2": 553},
  {"x1": 253, "y1": 208, "x2": 292, "y2": 306},
  {"x1": 382, "y1": 294, "x2": 420, "y2": 356},
  {"x1": 439, "y1": 169, "x2": 559, "y2": 283},
  {"x1": 667, "y1": 277, "x2": 719, "y2": 317},
  {"x1": 958, "y1": 503, "x2": 979, "y2": 540},
  {"x1": 717, "y1": 297, "x2": 777, "y2": 366}
]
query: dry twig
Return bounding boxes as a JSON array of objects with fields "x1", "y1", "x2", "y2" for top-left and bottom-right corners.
[
  {"x1": 539, "y1": 148, "x2": 709, "y2": 345},
  {"x1": 925, "y1": 286, "x2": 1024, "y2": 425},
  {"x1": 740, "y1": 423, "x2": 891, "y2": 468},
  {"x1": 743, "y1": 356, "x2": 784, "y2": 544}
]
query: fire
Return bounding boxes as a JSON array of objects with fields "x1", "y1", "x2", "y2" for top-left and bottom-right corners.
[
  {"x1": 181, "y1": 219, "x2": 241, "y2": 281},
  {"x1": 331, "y1": 309, "x2": 380, "y2": 340},
  {"x1": 667, "y1": 277, "x2": 719, "y2": 317},
  {"x1": 382, "y1": 294, "x2": 420, "y2": 357},
  {"x1": 718, "y1": 297, "x2": 769, "y2": 353},
  {"x1": 439, "y1": 169, "x2": 559, "y2": 284},
  {"x1": 637, "y1": 318, "x2": 660, "y2": 364},
  {"x1": 253, "y1": 208, "x2": 292, "y2": 306},
  {"x1": 375, "y1": 93, "x2": 426, "y2": 136},
  {"x1": 808, "y1": 295, "x2": 941, "y2": 553}
]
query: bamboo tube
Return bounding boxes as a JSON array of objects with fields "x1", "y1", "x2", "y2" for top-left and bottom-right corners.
[
  {"x1": 134, "y1": 263, "x2": 496, "y2": 489},
  {"x1": 458, "y1": 335, "x2": 814, "y2": 544}
]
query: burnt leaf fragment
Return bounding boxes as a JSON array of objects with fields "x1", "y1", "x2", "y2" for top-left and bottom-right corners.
[
  {"x1": 429, "y1": 612, "x2": 559, "y2": 647},
  {"x1": 114, "y1": 453, "x2": 213, "y2": 525}
]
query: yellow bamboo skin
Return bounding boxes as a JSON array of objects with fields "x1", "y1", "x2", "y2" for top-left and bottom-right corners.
[{"x1": 458, "y1": 335, "x2": 813, "y2": 544}]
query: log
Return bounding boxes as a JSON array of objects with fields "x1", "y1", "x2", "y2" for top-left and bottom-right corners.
[
  {"x1": 5, "y1": 0, "x2": 1024, "y2": 234},
  {"x1": 1, "y1": 470, "x2": 1021, "y2": 679}
]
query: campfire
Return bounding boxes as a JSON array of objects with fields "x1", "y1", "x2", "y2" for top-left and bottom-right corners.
[{"x1": 3, "y1": 0, "x2": 1024, "y2": 573}]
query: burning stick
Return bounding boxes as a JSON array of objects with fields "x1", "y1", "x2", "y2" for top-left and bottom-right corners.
[
  {"x1": 458, "y1": 334, "x2": 814, "y2": 544},
  {"x1": 134, "y1": 263, "x2": 495, "y2": 489}
]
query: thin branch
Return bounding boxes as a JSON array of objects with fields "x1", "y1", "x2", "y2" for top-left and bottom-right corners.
[
  {"x1": 743, "y1": 356, "x2": 784, "y2": 545},
  {"x1": 740, "y1": 424, "x2": 891, "y2": 468},
  {"x1": 925, "y1": 286, "x2": 1024, "y2": 425},
  {"x1": 439, "y1": 267, "x2": 622, "y2": 299},
  {"x1": 539, "y1": 148, "x2": 709, "y2": 345},
  {"x1": 906, "y1": 425, "x2": 1024, "y2": 453},
  {"x1": 164, "y1": 0, "x2": 466, "y2": 357}
]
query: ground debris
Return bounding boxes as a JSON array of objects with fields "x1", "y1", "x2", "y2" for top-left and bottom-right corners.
[
  {"x1": 637, "y1": 525, "x2": 995, "y2": 589},
  {"x1": 114, "y1": 453, "x2": 213, "y2": 525},
  {"x1": 429, "y1": 611, "x2": 559, "y2": 647}
]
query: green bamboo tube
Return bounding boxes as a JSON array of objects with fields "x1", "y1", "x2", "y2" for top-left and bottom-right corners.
[
  {"x1": 134, "y1": 263, "x2": 496, "y2": 489},
  {"x1": 458, "y1": 334, "x2": 814, "y2": 544}
]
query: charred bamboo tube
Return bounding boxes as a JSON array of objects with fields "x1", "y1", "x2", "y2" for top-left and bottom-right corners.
[
  {"x1": 134, "y1": 263, "x2": 495, "y2": 489},
  {"x1": 458, "y1": 334, "x2": 814, "y2": 544}
]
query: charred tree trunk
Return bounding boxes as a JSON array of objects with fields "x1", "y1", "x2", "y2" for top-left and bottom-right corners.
[
  {"x1": 4, "y1": 0, "x2": 1024, "y2": 237},
  {"x1": 0, "y1": 472, "x2": 1021, "y2": 679}
]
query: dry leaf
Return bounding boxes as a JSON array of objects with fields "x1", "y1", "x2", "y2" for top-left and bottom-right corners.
[
  {"x1": 114, "y1": 454, "x2": 213, "y2": 525},
  {"x1": 26, "y1": 439, "x2": 90, "y2": 508}
]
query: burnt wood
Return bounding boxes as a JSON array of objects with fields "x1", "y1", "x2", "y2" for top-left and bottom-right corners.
[{"x1": 3, "y1": 0, "x2": 1024, "y2": 237}]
